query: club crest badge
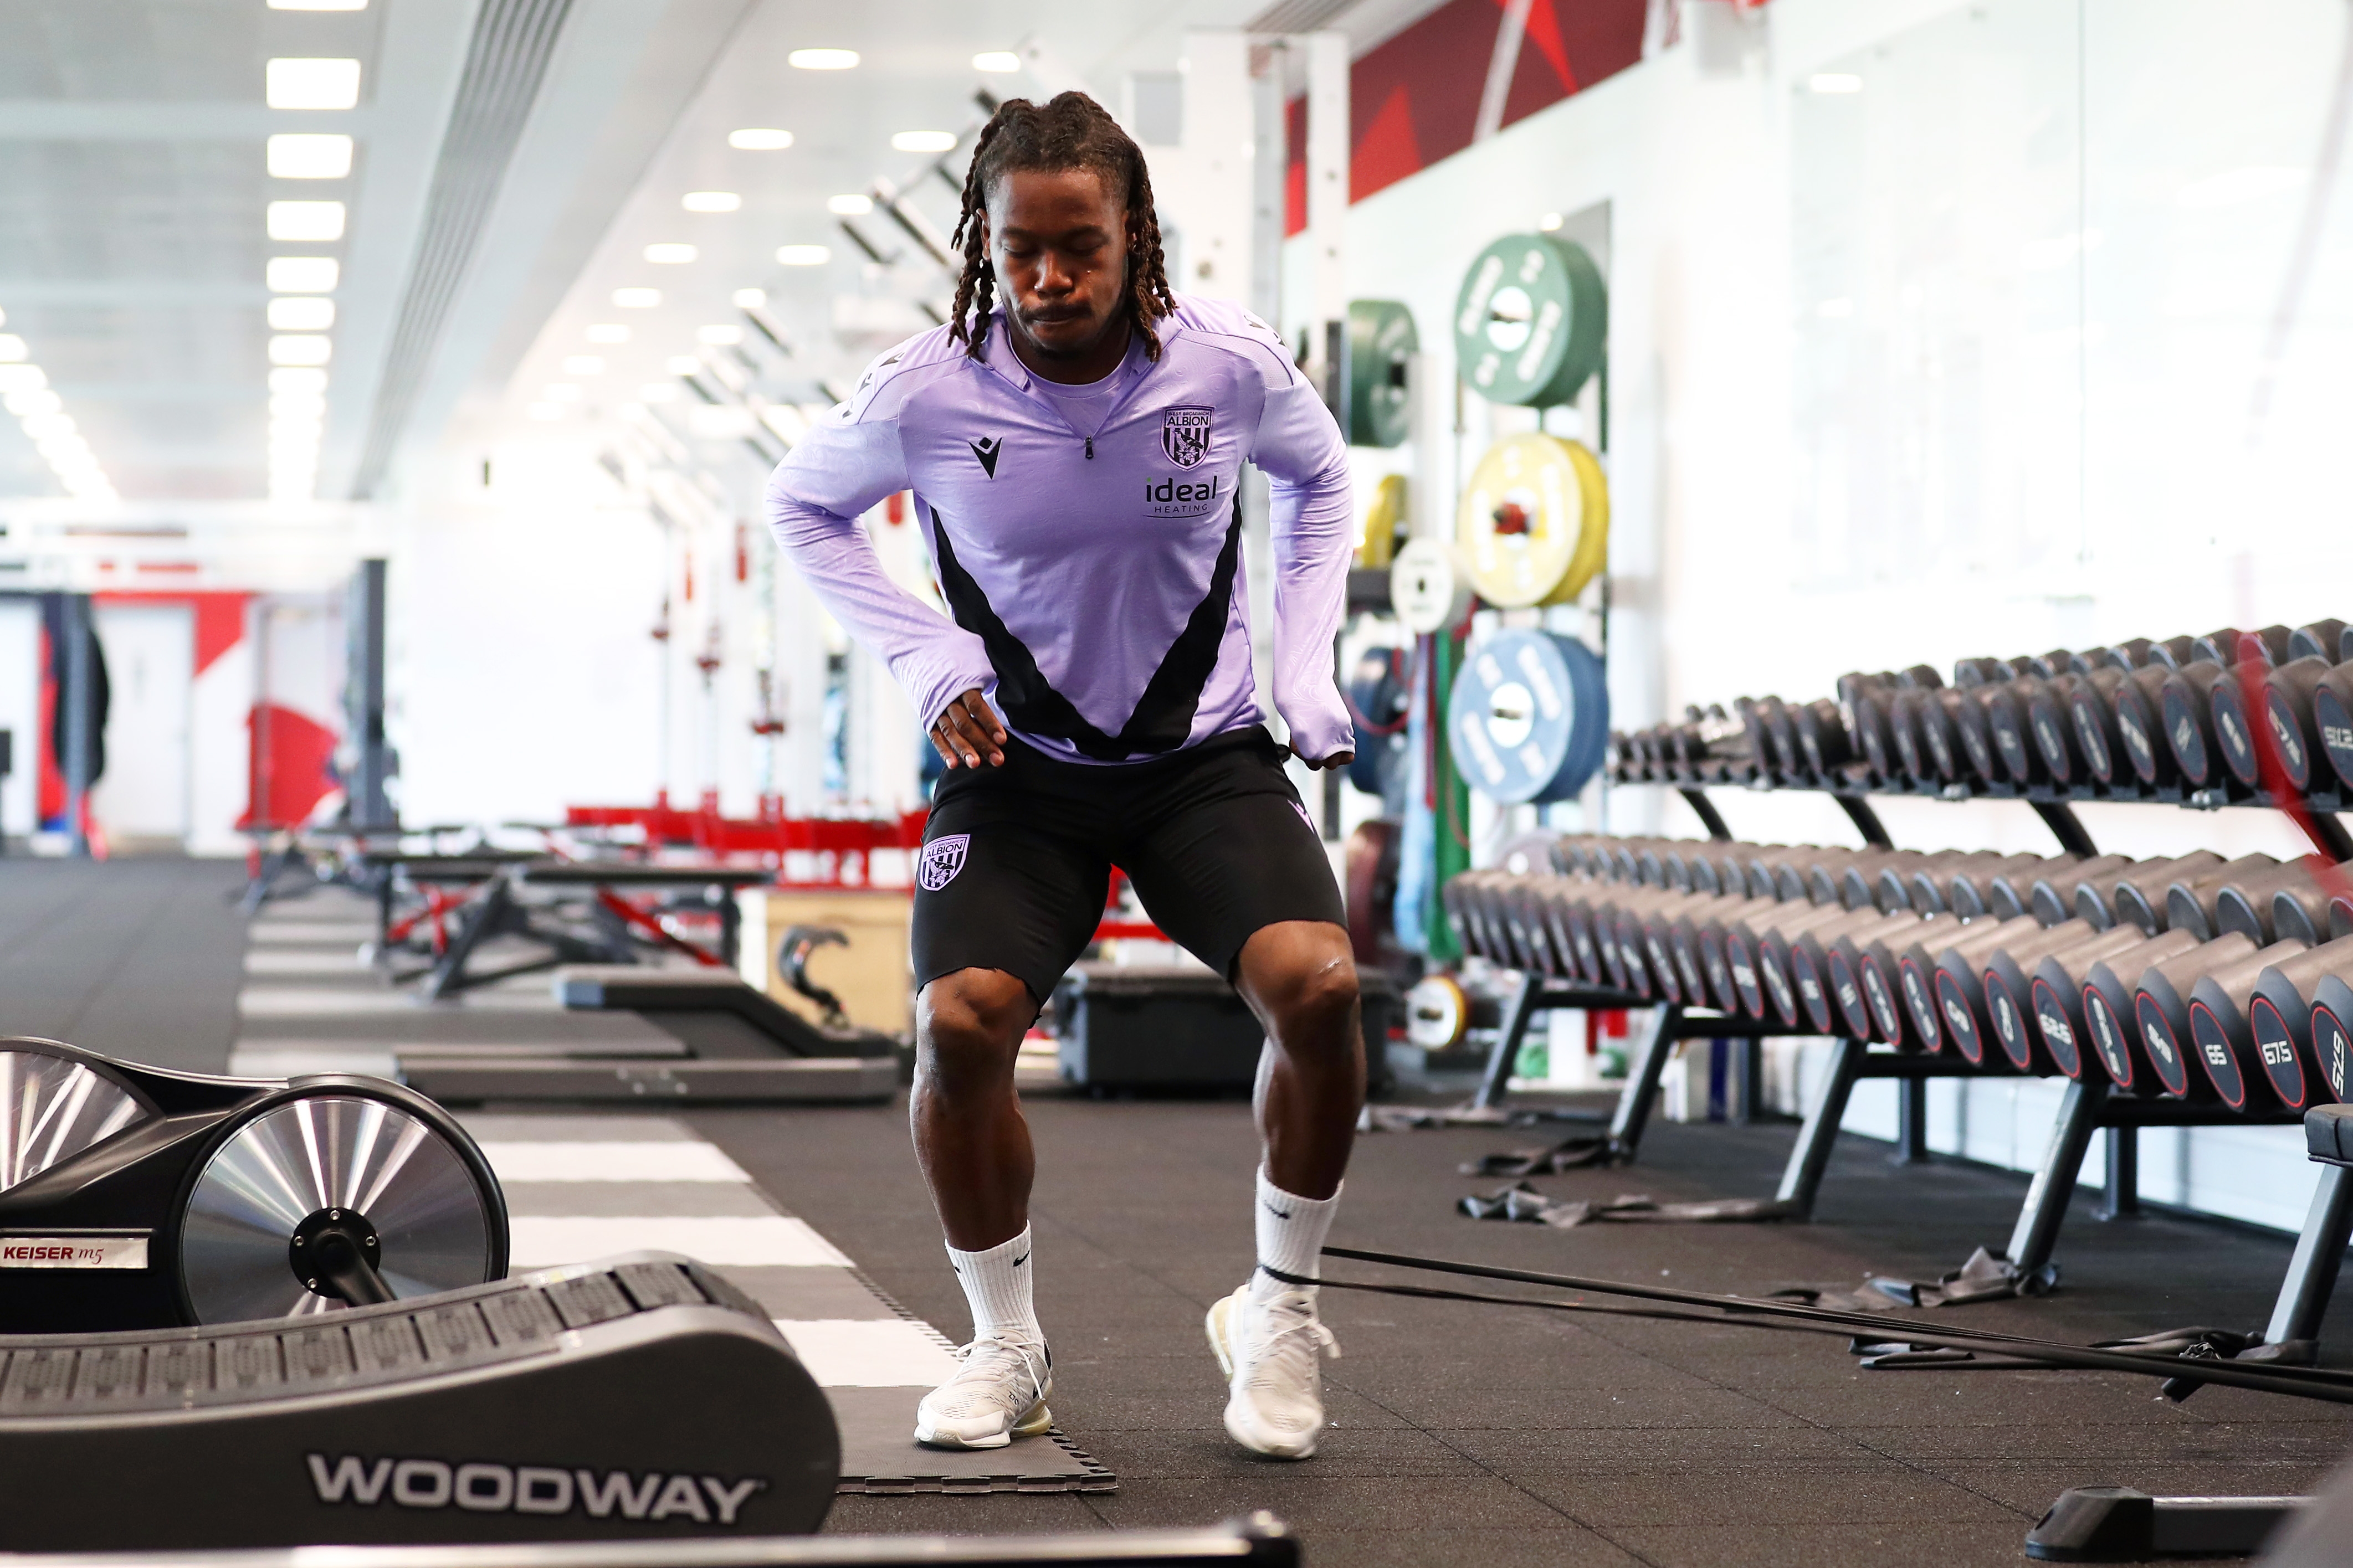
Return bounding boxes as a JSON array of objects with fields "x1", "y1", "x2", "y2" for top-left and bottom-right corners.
[
  {"x1": 918, "y1": 834, "x2": 970, "y2": 892},
  {"x1": 1161, "y1": 406, "x2": 1212, "y2": 469}
]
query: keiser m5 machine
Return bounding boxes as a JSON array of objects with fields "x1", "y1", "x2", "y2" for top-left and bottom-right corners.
[{"x1": 1, "y1": 1036, "x2": 509, "y2": 1333}]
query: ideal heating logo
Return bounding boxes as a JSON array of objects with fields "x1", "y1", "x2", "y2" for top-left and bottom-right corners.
[{"x1": 307, "y1": 1455, "x2": 766, "y2": 1525}]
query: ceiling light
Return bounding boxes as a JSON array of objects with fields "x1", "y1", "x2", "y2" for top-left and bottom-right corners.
[
  {"x1": 638, "y1": 384, "x2": 679, "y2": 403},
  {"x1": 891, "y1": 131, "x2": 956, "y2": 153},
  {"x1": 0, "y1": 307, "x2": 7, "y2": 326},
  {"x1": 269, "y1": 1, "x2": 368, "y2": 10},
  {"x1": 586, "y1": 323, "x2": 630, "y2": 344},
  {"x1": 1537, "y1": 212, "x2": 1563, "y2": 231},
  {"x1": 269, "y1": 335, "x2": 333, "y2": 366},
  {"x1": 1807, "y1": 73, "x2": 1862, "y2": 94},
  {"x1": 5, "y1": 389, "x2": 61, "y2": 417},
  {"x1": 1816, "y1": 297, "x2": 1855, "y2": 318},
  {"x1": 269, "y1": 367, "x2": 327, "y2": 394},
  {"x1": 731, "y1": 288, "x2": 767, "y2": 308},
  {"x1": 973, "y1": 52, "x2": 1020, "y2": 73},
  {"x1": 787, "y1": 49, "x2": 858, "y2": 70},
  {"x1": 775, "y1": 244, "x2": 829, "y2": 266},
  {"x1": 527, "y1": 403, "x2": 564, "y2": 421},
  {"x1": 268, "y1": 201, "x2": 346, "y2": 241},
  {"x1": 563, "y1": 355, "x2": 606, "y2": 375},
  {"x1": 0, "y1": 366, "x2": 48, "y2": 394},
  {"x1": 265, "y1": 58, "x2": 363, "y2": 110},
  {"x1": 613, "y1": 288, "x2": 662, "y2": 308},
  {"x1": 268, "y1": 133, "x2": 353, "y2": 179},
  {"x1": 270, "y1": 392, "x2": 326, "y2": 418},
  {"x1": 268, "y1": 296, "x2": 336, "y2": 331},
  {"x1": 267, "y1": 256, "x2": 340, "y2": 292},
  {"x1": 270, "y1": 417, "x2": 324, "y2": 440},
  {"x1": 644, "y1": 243, "x2": 698, "y2": 264},
  {"x1": 0, "y1": 335, "x2": 24, "y2": 362},
  {"x1": 544, "y1": 383, "x2": 583, "y2": 402},
  {"x1": 827, "y1": 194, "x2": 872, "y2": 215},
  {"x1": 698, "y1": 325, "x2": 743, "y2": 346},
  {"x1": 665, "y1": 356, "x2": 703, "y2": 375},
  {"x1": 22, "y1": 414, "x2": 75, "y2": 440},
  {"x1": 729, "y1": 128, "x2": 793, "y2": 151},
  {"x1": 682, "y1": 191, "x2": 741, "y2": 213}
]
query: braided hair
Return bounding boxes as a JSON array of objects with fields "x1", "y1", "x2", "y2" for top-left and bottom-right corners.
[{"x1": 947, "y1": 92, "x2": 1178, "y2": 361}]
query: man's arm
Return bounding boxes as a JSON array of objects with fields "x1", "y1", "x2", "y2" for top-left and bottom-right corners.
[
  {"x1": 1250, "y1": 369, "x2": 1356, "y2": 768},
  {"x1": 762, "y1": 367, "x2": 998, "y2": 746}
]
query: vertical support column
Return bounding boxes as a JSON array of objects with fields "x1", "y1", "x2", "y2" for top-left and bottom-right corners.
[
  {"x1": 346, "y1": 559, "x2": 392, "y2": 832},
  {"x1": 1474, "y1": 970, "x2": 1540, "y2": 1112},
  {"x1": 61, "y1": 592, "x2": 95, "y2": 858},
  {"x1": 1606, "y1": 1003, "x2": 1681, "y2": 1156},
  {"x1": 1891, "y1": 1074, "x2": 1929, "y2": 1165},
  {"x1": 1774, "y1": 1038, "x2": 1865, "y2": 1217},
  {"x1": 2096, "y1": 1125, "x2": 2139, "y2": 1221}
]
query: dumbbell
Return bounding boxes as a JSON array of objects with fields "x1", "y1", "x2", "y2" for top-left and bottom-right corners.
[
  {"x1": 1535, "y1": 881, "x2": 1609, "y2": 985},
  {"x1": 2077, "y1": 929, "x2": 2206, "y2": 1092},
  {"x1": 2026, "y1": 673, "x2": 2100, "y2": 787},
  {"x1": 1619, "y1": 888, "x2": 1728, "y2": 1003},
  {"x1": 1663, "y1": 898, "x2": 1747, "y2": 1011},
  {"x1": 1898, "y1": 914, "x2": 2041, "y2": 1053},
  {"x1": 1950, "y1": 853, "x2": 2062, "y2": 919},
  {"x1": 2103, "y1": 661, "x2": 2182, "y2": 788},
  {"x1": 2290, "y1": 621, "x2": 2350, "y2": 664},
  {"x1": 2130, "y1": 933, "x2": 2272, "y2": 1102},
  {"x1": 2205, "y1": 860, "x2": 2330, "y2": 947},
  {"x1": 1905, "y1": 851, "x2": 2028, "y2": 915},
  {"x1": 2163, "y1": 659, "x2": 2277, "y2": 791},
  {"x1": 2115, "y1": 852, "x2": 2276, "y2": 935},
  {"x1": 1694, "y1": 895, "x2": 1792, "y2": 1015},
  {"x1": 2010, "y1": 923, "x2": 2171, "y2": 1078},
  {"x1": 2264, "y1": 656, "x2": 2353, "y2": 795},
  {"x1": 1745, "y1": 902, "x2": 1873, "y2": 1029},
  {"x1": 2238, "y1": 935, "x2": 2353, "y2": 1110},
  {"x1": 1720, "y1": 901, "x2": 1833, "y2": 1024},
  {"x1": 1795, "y1": 908, "x2": 1921, "y2": 1036},
  {"x1": 2190, "y1": 625, "x2": 2294, "y2": 669},
  {"x1": 2179, "y1": 938, "x2": 2316, "y2": 1111},
  {"x1": 1833, "y1": 911, "x2": 1942, "y2": 1045},
  {"x1": 2074, "y1": 852, "x2": 2218, "y2": 930},
  {"x1": 1955, "y1": 656, "x2": 2032, "y2": 687},
  {"x1": 2163, "y1": 854, "x2": 2289, "y2": 939},
  {"x1": 2028, "y1": 855, "x2": 2134, "y2": 926},
  {"x1": 1506, "y1": 880, "x2": 1577, "y2": 975},
  {"x1": 1799, "y1": 847, "x2": 1908, "y2": 908},
  {"x1": 1935, "y1": 918, "x2": 2105, "y2": 1070},
  {"x1": 1864, "y1": 850, "x2": 1987, "y2": 913},
  {"x1": 1982, "y1": 678, "x2": 2057, "y2": 787}
]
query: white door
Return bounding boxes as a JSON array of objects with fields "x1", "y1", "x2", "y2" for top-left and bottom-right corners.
[{"x1": 91, "y1": 604, "x2": 194, "y2": 843}]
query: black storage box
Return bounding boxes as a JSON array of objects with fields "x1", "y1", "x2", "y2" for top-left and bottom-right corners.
[{"x1": 1052, "y1": 963, "x2": 1400, "y2": 1094}]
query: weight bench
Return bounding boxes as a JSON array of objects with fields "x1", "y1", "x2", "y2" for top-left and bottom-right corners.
[{"x1": 396, "y1": 966, "x2": 898, "y2": 1105}]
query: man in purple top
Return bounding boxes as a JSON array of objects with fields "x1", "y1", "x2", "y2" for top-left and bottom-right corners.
[{"x1": 765, "y1": 92, "x2": 1362, "y2": 1459}]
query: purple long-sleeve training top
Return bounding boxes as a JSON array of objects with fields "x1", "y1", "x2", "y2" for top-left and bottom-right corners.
[{"x1": 762, "y1": 293, "x2": 1355, "y2": 767}]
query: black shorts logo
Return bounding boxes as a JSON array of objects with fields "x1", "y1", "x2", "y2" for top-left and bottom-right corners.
[
  {"x1": 1161, "y1": 407, "x2": 1211, "y2": 468},
  {"x1": 919, "y1": 834, "x2": 970, "y2": 891}
]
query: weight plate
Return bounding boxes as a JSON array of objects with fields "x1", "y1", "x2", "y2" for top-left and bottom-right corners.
[
  {"x1": 1, "y1": 1043, "x2": 147, "y2": 1193},
  {"x1": 1406, "y1": 973, "x2": 1468, "y2": 1050},
  {"x1": 1554, "y1": 439, "x2": 1611, "y2": 604},
  {"x1": 1391, "y1": 537, "x2": 1472, "y2": 634},
  {"x1": 1347, "y1": 300, "x2": 1417, "y2": 448},
  {"x1": 179, "y1": 1093, "x2": 499, "y2": 1325},
  {"x1": 1453, "y1": 233, "x2": 1607, "y2": 407},
  {"x1": 1355, "y1": 472, "x2": 1409, "y2": 569},
  {"x1": 1459, "y1": 434, "x2": 1603, "y2": 608},
  {"x1": 1448, "y1": 629, "x2": 1609, "y2": 804}
]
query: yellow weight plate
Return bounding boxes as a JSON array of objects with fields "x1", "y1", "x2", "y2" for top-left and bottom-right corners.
[
  {"x1": 1355, "y1": 472, "x2": 1409, "y2": 569},
  {"x1": 1458, "y1": 433, "x2": 1582, "y2": 609},
  {"x1": 1545, "y1": 439, "x2": 1609, "y2": 605}
]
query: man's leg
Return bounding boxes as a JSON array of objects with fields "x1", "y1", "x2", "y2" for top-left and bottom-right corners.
[{"x1": 1234, "y1": 918, "x2": 1365, "y2": 1202}]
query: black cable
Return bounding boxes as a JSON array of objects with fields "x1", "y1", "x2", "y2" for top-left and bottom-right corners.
[{"x1": 1279, "y1": 1247, "x2": 2353, "y2": 1405}]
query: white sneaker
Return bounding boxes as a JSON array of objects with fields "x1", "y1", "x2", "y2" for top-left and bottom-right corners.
[
  {"x1": 913, "y1": 1336, "x2": 1053, "y2": 1450},
  {"x1": 1206, "y1": 1279, "x2": 1339, "y2": 1459}
]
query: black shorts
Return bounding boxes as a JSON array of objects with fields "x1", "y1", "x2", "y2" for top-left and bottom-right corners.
[{"x1": 910, "y1": 726, "x2": 1345, "y2": 1004}]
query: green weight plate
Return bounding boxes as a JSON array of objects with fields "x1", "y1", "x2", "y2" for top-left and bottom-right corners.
[
  {"x1": 1347, "y1": 299, "x2": 1417, "y2": 448},
  {"x1": 1452, "y1": 233, "x2": 1607, "y2": 407}
]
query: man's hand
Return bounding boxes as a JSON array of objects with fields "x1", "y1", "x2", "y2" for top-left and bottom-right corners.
[
  {"x1": 930, "y1": 688, "x2": 1008, "y2": 769},
  {"x1": 1296, "y1": 749, "x2": 1355, "y2": 772}
]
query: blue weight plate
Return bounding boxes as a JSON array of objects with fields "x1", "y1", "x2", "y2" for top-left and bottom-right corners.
[{"x1": 1448, "y1": 629, "x2": 1608, "y2": 804}]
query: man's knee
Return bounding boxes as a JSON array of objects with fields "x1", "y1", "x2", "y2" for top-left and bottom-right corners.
[
  {"x1": 1259, "y1": 945, "x2": 1361, "y2": 1045},
  {"x1": 916, "y1": 968, "x2": 1035, "y2": 1093}
]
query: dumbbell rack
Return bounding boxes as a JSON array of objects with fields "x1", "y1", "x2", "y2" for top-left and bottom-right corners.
[{"x1": 1602, "y1": 741, "x2": 2344, "y2": 1309}]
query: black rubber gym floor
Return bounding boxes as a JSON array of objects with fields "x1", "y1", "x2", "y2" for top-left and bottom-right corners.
[
  {"x1": 701, "y1": 1094, "x2": 2353, "y2": 1566},
  {"x1": 10, "y1": 860, "x2": 2353, "y2": 1565}
]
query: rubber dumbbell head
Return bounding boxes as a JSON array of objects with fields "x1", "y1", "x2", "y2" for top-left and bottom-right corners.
[
  {"x1": 1827, "y1": 912, "x2": 1925, "y2": 1040},
  {"x1": 2068, "y1": 667, "x2": 2133, "y2": 787},
  {"x1": 2077, "y1": 930, "x2": 2204, "y2": 1092},
  {"x1": 2246, "y1": 934, "x2": 2353, "y2": 1110},
  {"x1": 1903, "y1": 915, "x2": 2040, "y2": 1055},
  {"x1": 2186, "y1": 940, "x2": 2313, "y2": 1111},
  {"x1": 2211, "y1": 860, "x2": 2327, "y2": 947},
  {"x1": 1858, "y1": 913, "x2": 1963, "y2": 1047},
  {"x1": 2026, "y1": 674, "x2": 2092, "y2": 786},
  {"x1": 2290, "y1": 620, "x2": 2350, "y2": 665},
  {"x1": 2191, "y1": 625, "x2": 2293, "y2": 669},
  {"x1": 1791, "y1": 906, "x2": 1920, "y2": 1034},
  {"x1": 2162, "y1": 854, "x2": 2286, "y2": 940},
  {"x1": 1949, "y1": 854, "x2": 2059, "y2": 920},
  {"x1": 1936, "y1": 918, "x2": 2093, "y2": 1070},
  {"x1": 2109, "y1": 664, "x2": 2179, "y2": 786},
  {"x1": 2134, "y1": 934, "x2": 2265, "y2": 1101},
  {"x1": 2030, "y1": 855, "x2": 2133, "y2": 927},
  {"x1": 1978, "y1": 921, "x2": 2137, "y2": 1073},
  {"x1": 2024, "y1": 925, "x2": 2169, "y2": 1080}
]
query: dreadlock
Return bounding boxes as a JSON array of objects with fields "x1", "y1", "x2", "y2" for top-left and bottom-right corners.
[{"x1": 946, "y1": 91, "x2": 1178, "y2": 362}]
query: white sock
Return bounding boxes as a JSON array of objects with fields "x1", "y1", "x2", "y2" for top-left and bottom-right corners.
[
  {"x1": 945, "y1": 1227, "x2": 1043, "y2": 1345},
  {"x1": 1252, "y1": 1168, "x2": 1342, "y2": 1299}
]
